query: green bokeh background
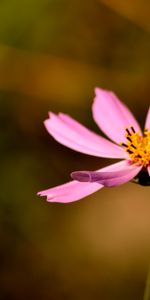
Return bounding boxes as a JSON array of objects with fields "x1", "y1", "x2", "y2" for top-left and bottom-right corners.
[{"x1": 0, "y1": 1, "x2": 150, "y2": 299}]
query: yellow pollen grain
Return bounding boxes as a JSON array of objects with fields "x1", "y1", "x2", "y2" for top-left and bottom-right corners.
[{"x1": 122, "y1": 128, "x2": 150, "y2": 167}]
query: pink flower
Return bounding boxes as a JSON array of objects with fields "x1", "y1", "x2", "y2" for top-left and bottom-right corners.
[{"x1": 38, "y1": 88, "x2": 150, "y2": 203}]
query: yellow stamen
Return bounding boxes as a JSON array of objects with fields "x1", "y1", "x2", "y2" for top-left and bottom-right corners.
[{"x1": 121, "y1": 127, "x2": 150, "y2": 167}]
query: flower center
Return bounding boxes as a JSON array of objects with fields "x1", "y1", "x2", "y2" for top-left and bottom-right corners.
[{"x1": 121, "y1": 127, "x2": 150, "y2": 167}]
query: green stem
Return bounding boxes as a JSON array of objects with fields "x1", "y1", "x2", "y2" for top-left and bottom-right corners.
[{"x1": 143, "y1": 265, "x2": 150, "y2": 300}]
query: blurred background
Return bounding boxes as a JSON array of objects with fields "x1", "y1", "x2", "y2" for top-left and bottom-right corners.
[{"x1": 0, "y1": 0, "x2": 150, "y2": 299}]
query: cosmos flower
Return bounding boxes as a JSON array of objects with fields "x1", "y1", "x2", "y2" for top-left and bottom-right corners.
[{"x1": 38, "y1": 88, "x2": 150, "y2": 203}]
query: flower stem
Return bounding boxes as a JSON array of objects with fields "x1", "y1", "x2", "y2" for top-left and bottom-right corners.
[{"x1": 143, "y1": 265, "x2": 150, "y2": 300}]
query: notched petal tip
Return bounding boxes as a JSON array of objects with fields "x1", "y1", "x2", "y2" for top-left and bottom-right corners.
[
  {"x1": 94, "y1": 87, "x2": 111, "y2": 96},
  {"x1": 48, "y1": 111, "x2": 54, "y2": 118},
  {"x1": 94, "y1": 87, "x2": 100, "y2": 96},
  {"x1": 37, "y1": 191, "x2": 46, "y2": 197}
]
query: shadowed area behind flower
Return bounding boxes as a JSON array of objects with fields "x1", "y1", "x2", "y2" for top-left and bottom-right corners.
[{"x1": 0, "y1": 0, "x2": 150, "y2": 299}]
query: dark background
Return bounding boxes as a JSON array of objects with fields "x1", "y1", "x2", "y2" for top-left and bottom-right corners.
[{"x1": 0, "y1": 0, "x2": 150, "y2": 299}]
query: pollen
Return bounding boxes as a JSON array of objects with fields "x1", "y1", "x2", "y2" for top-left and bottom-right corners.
[{"x1": 121, "y1": 127, "x2": 150, "y2": 167}]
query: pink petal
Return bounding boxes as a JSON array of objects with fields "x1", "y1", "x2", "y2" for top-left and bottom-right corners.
[
  {"x1": 92, "y1": 88, "x2": 141, "y2": 144},
  {"x1": 147, "y1": 166, "x2": 150, "y2": 177},
  {"x1": 71, "y1": 160, "x2": 142, "y2": 187},
  {"x1": 44, "y1": 112, "x2": 127, "y2": 159},
  {"x1": 37, "y1": 180, "x2": 103, "y2": 203},
  {"x1": 145, "y1": 107, "x2": 150, "y2": 130}
]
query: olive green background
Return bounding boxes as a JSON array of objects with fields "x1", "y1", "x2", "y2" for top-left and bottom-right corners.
[{"x1": 0, "y1": 1, "x2": 150, "y2": 299}]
